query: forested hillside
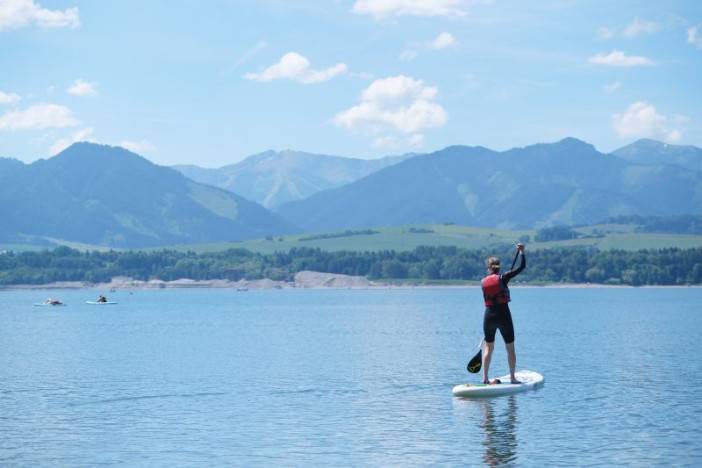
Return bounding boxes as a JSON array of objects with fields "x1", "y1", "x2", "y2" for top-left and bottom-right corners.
[{"x1": 2, "y1": 246, "x2": 700, "y2": 286}]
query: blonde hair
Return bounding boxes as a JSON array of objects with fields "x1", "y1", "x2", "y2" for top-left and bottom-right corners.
[{"x1": 486, "y1": 256, "x2": 501, "y2": 273}]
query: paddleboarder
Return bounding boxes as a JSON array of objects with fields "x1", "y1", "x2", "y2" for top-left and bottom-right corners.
[{"x1": 481, "y1": 243, "x2": 526, "y2": 385}]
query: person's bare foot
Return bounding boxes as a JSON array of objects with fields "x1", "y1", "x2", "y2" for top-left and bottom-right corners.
[{"x1": 511, "y1": 379, "x2": 522, "y2": 384}]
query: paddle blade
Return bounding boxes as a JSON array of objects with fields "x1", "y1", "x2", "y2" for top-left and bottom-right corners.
[{"x1": 466, "y1": 349, "x2": 482, "y2": 373}]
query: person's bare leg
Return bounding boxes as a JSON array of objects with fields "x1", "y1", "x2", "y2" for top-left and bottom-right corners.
[
  {"x1": 482, "y1": 341, "x2": 495, "y2": 384},
  {"x1": 506, "y1": 342, "x2": 520, "y2": 383}
]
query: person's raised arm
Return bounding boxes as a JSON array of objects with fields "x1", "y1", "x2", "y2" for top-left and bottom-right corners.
[{"x1": 503, "y1": 243, "x2": 526, "y2": 282}]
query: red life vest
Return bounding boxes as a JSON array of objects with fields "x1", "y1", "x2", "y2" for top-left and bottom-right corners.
[{"x1": 481, "y1": 274, "x2": 510, "y2": 306}]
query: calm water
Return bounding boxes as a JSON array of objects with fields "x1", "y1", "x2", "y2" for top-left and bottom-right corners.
[{"x1": 1, "y1": 287, "x2": 701, "y2": 466}]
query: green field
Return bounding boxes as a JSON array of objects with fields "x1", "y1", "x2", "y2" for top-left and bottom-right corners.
[
  {"x1": 5, "y1": 223, "x2": 702, "y2": 254},
  {"x1": 164, "y1": 224, "x2": 702, "y2": 254}
]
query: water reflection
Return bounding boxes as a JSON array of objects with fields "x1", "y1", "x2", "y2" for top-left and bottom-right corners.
[{"x1": 479, "y1": 396, "x2": 518, "y2": 466}]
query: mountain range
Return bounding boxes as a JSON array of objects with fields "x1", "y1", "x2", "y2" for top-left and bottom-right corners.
[
  {"x1": 173, "y1": 150, "x2": 411, "y2": 209},
  {"x1": 0, "y1": 143, "x2": 292, "y2": 248},
  {"x1": 277, "y1": 138, "x2": 702, "y2": 231},
  {"x1": 0, "y1": 138, "x2": 700, "y2": 249}
]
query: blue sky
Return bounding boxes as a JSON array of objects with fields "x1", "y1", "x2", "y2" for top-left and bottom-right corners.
[{"x1": 1, "y1": 0, "x2": 701, "y2": 166}]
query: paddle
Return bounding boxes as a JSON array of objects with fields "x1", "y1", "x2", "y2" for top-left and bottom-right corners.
[
  {"x1": 466, "y1": 341, "x2": 483, "y2": 373},
  {"x1": 466, "y1": 246, "x2": 521, "y2": 374}
]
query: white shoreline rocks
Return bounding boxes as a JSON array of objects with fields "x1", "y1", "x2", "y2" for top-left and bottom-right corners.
[
  {"x1": 1, "y1": 273, "x2": 697, "y2": 290},
  {"x1": 0, "y1": 271, "x2": 377, "y2": 290},
  {"x1": 293, "y1": 271, "x2": 374, "y2": 288}
]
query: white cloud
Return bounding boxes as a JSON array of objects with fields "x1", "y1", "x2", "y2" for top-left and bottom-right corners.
[
  {"x1": 0, "y1": 103, "x2": 79, "y2": 131},
  {"x1": 688, "y1": 25, "x2": 702, "y2": 49},
  {"x1": 120, "y1": 140, "x2": 157, "y2": 155},
  {"x1": 0, "y1": 91, "x2": 21, "y2": 105},
  {"x1": 622, "y1": 18, "x2": 659, "y2": 38},
  {"x1": 49, "y1": 127, "x2": 93, "y2": 155},
  {"x1": 67, "y1": 79, "x2": 98, "y2": 97},
  {"x1": 431, "y1": 32, "x2": 457, "y2": 49},
  {"x1": 244, "y1": 52, "x2": 347, "y2": 84},
  {"x1": 604, "y1": 81, "x2": 621, "y2": 93},
  {"x1": 0, "y1": 0, "x2": 79, "y2": 30},
  {"x1": 588, "y1": 50, "x2": 654, "y2": 67},
  {"x1": 352, "y1": 0, "x2": 484, "y2": 19},
  {"x1": 400, "y1": 32, "x2": 457, "y2": 62},
  {"x1": 612, "y1": 101, "x2": 682, "y2": 143},
  {"x1": 334, "y1": 74, "x2": 447, "y2": 148}
]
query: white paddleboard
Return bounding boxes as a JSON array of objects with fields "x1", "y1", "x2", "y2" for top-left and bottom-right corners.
[
  {"x1": 452, "y1": 370, "x2": 544, "y2": 398},
  {"x1": 85, "y1": 301, "x2": 118, "y2": 305},
  {"x1": 33, "y1": 303, "x2": 66, "y2": 307}
]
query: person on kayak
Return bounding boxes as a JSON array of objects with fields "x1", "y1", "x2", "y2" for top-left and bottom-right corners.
[
  {"x1": 481, "y1": 243, "x2": 526, "y2": 385},
  {"x1": 97, "y1": 295, "x2": 107, "y2": 303}
]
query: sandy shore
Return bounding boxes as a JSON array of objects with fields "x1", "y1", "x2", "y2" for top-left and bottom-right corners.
[{"x1": 1, "y1": 270, "x2": 698, "y2": 290}]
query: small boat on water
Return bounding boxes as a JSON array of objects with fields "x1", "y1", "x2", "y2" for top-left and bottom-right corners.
[
  {"x1": 86, "y1": 294, "x2": 117, "y2": 305},
  {"x1": 34, "y1": 298, "x2": 66, "y2": 307}
]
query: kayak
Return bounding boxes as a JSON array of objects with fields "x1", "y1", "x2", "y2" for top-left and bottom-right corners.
[
  {"x1": 33, "y1": 303, "x2": 66, "y2": 307},
  {"x1": 85, "y1": 301, "x2": 118, "y2": 305},
  {"x1": 452, "y1": 370, "x2": 544, "y2": 398}
]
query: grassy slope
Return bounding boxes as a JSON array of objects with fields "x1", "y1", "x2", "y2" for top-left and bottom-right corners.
[
  {"x1": 162, "y1": 223, "x2": 702, "y2": 254},
  {"x1": 6, "y1": 223, "x2": 702, "y2": 254}
]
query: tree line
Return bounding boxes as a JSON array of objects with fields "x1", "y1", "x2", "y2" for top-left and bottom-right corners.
[{"x1": 0, "y1": 245, "x2": 701, "y2": 286}]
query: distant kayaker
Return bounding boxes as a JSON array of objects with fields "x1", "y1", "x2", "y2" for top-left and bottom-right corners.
[
  {"x1": 480, "y1": 243, "x2": 526, "y2": 385},
  {"x1": 97, "y1": 295, "x2": 107, "y2": 303}
]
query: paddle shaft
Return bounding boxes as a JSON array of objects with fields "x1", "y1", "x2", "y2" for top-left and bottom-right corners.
[{"x1": 509, "y1": 247, "x2": 520, "y2": 271}]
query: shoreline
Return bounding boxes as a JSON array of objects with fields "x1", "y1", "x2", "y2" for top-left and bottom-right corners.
[{"x1": 0, "y1": 271, "x2": 699, "y2": 290}]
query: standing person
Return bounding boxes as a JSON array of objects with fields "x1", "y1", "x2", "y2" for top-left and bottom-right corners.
[{"x1": 481, "y1": 243, "x2": 526, "y2": 384}]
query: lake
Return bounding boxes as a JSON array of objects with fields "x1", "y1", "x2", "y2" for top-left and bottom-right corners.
[{"x1": 1, "y1": 287, "x2": 701, "y2": 466}]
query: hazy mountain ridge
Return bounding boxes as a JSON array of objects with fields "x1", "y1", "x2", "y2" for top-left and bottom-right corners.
[
  {"x1": 2, "y1": 138, "x2": 700, "y2": 249},
  {"x1": 174, "y1": 150, "x2": 413, "y2": 209},
  {"x1": 612, "y1": 139, "x2": 702, "y2": 172},
  {"x1": 0, "y1": 143, "x2": 293, "y2": 248},
  {"x1": 277, "y1": 138, "x2": 702, "y2": 232}
]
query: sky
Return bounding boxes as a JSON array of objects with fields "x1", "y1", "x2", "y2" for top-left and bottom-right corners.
[{"x1": 1, "y1": 0, "x2": 701, "y2": 166}]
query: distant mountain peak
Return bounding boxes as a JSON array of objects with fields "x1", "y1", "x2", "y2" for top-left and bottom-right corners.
[
  {"x1": 552, "y1": 137, "x2": 596, "y2": 151},
  {"x1": 617, "y1": 139, "x2": 670, "y2": 152},
  {"x1": 633, "y1": 138, "x2": 665, "y2": 146},
  {"x1": 55, "y1": 141, "x2": 146, "y2": 162},
  {"x1": 514, "y1": 137, "x2": 598, "y2": 157},
  {"x1": 60, "y1": 141, "x2": 118, "y2": 154},
  {"x1": 175, "y1": 149, "x2": 415, "y2": 209},
  {"x1": 624, "y1": 138, "x2": 699, "y2": 152},
  {"x1": 612, "y1": 138, "x2": 701, "y2": 172},
  {"x1": 0, "y1": 142, "x2": 292, "y2": 247}
]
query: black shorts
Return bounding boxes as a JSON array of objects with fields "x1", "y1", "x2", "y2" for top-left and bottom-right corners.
[{"x1": 483, "y1": 304, "x2": 515, "y2": 344}]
